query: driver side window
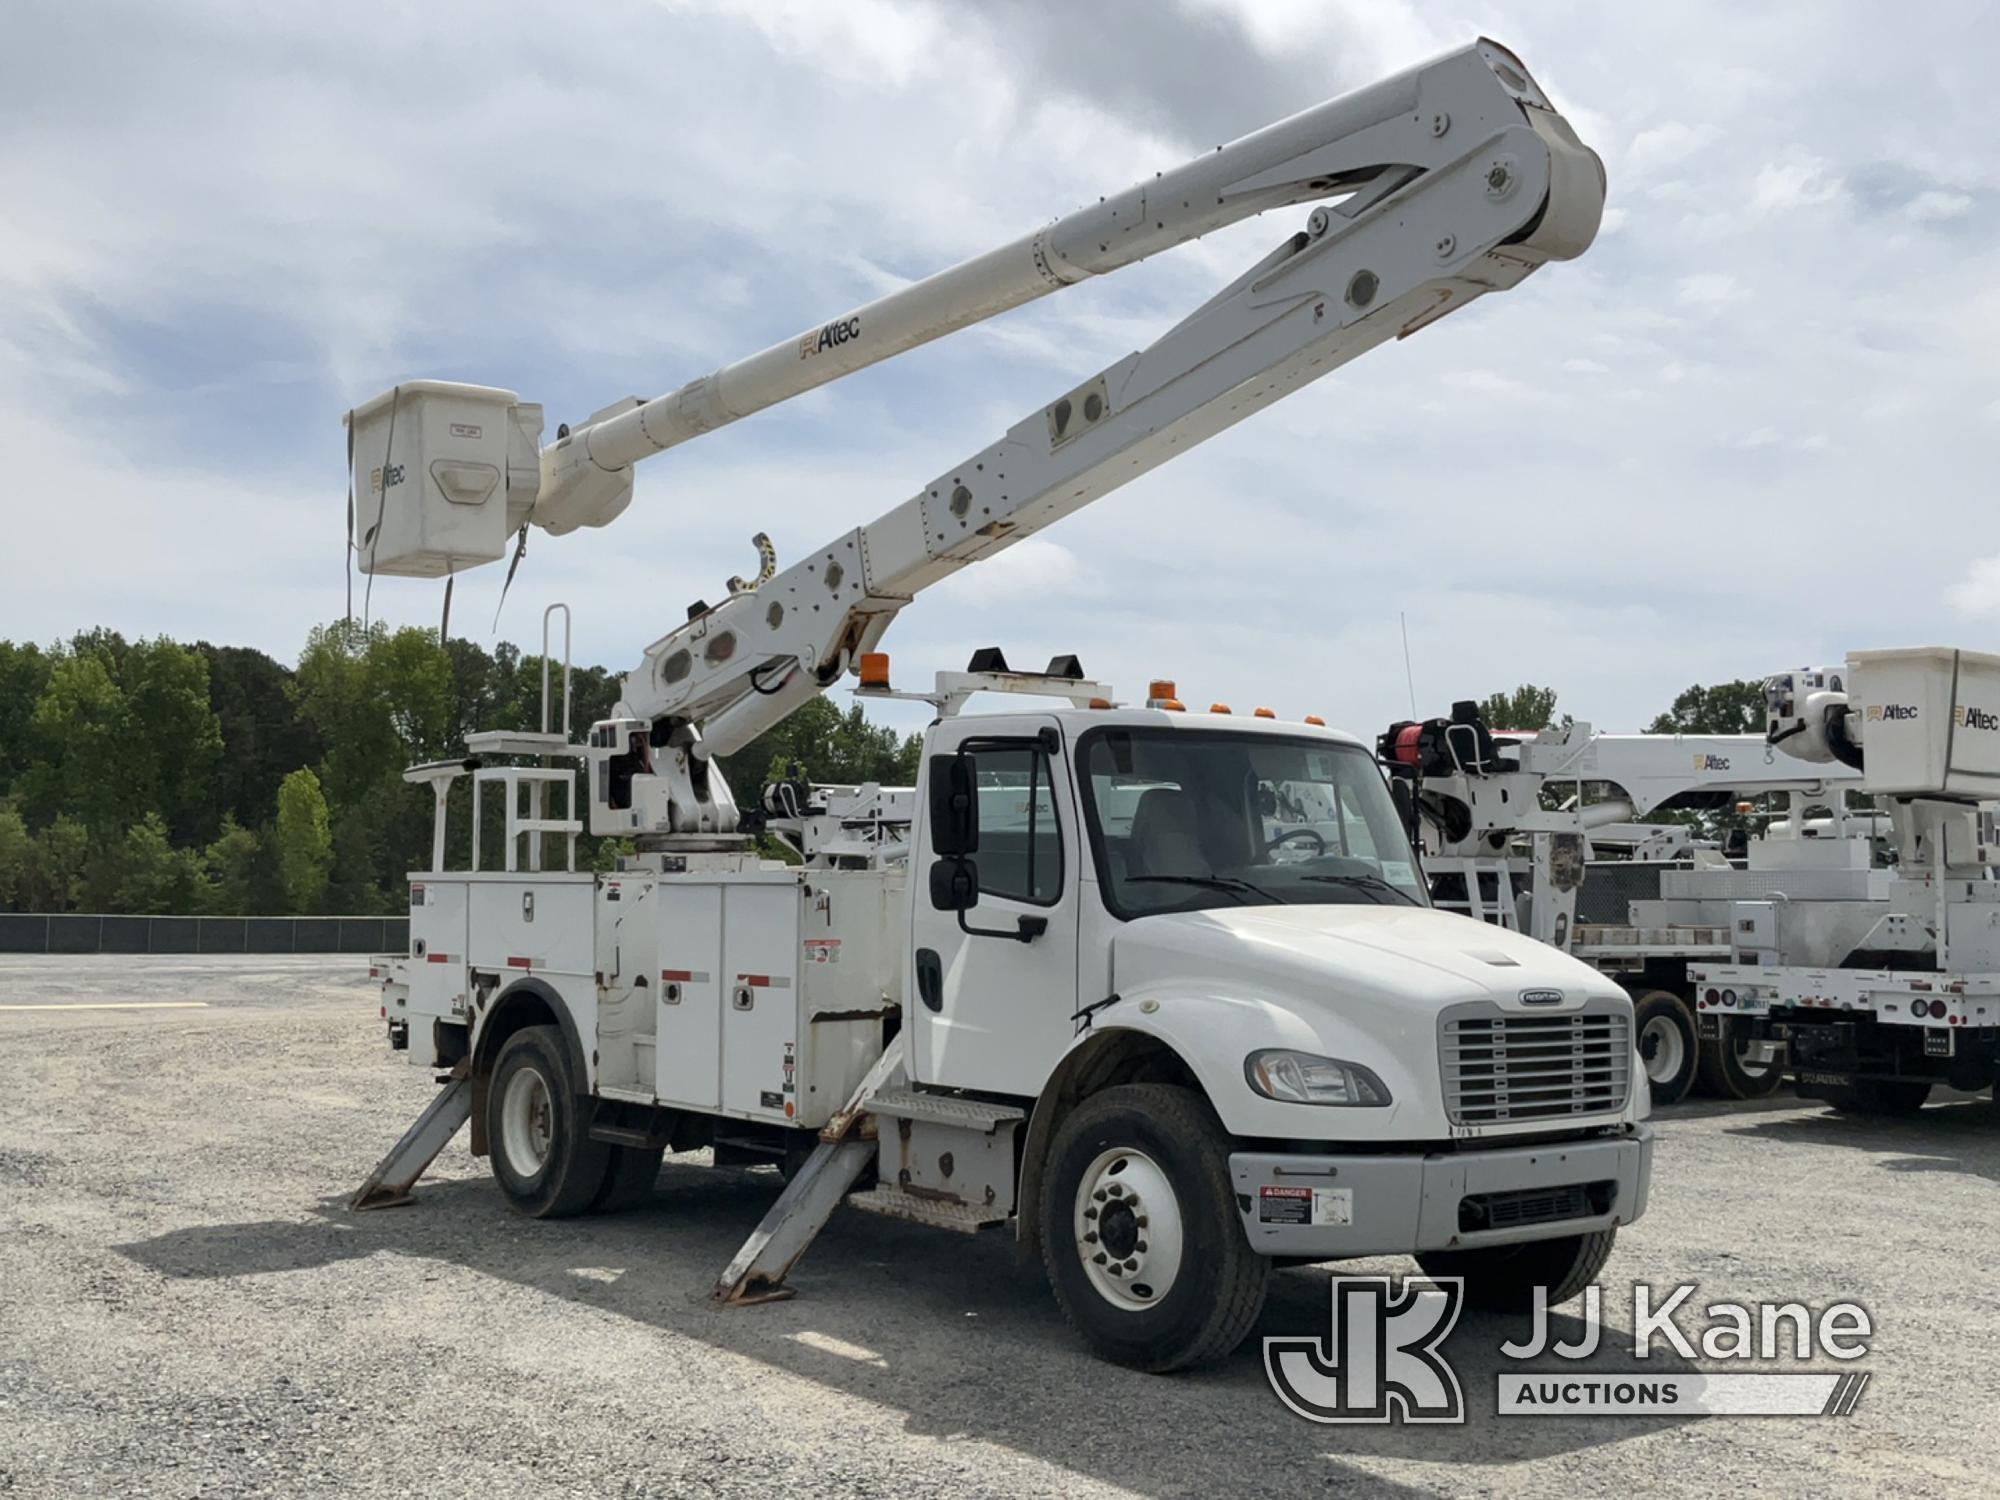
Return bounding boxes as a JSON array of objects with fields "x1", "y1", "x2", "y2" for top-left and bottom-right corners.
[{"x1": 969, "y1": 746, "x2": 1063, "y2": 906}]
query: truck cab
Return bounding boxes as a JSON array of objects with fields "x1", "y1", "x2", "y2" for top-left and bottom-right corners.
[{"x1": 903, "y1": 701, "x2": 1650, "y2": 1364}]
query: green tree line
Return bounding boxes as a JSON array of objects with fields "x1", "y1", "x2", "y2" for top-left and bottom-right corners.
[
  {"x1": 0, "y1": 624, "x2": 921, "y2": 915},
  {"x1": 1477, "y1": 680, "x2": 1765, "y2": 735}
]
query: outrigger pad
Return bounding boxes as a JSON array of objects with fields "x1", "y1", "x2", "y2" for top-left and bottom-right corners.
[{"x1": 349, "y1": 1063, "x2": 473, "y2": 1211}]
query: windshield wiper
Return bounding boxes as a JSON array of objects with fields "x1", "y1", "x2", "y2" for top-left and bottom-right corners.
[
  {"x1": 1296, "y1": 873, "x2": 1421, "y2": 906},
  {"x1": 1125, "y1": 874, "x2": 1288, "y2": 905}
]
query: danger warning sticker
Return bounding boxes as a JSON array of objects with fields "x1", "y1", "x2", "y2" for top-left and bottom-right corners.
[{"x1": 1258, "y1": 1185, "x2": 1353, "y2": 1226}]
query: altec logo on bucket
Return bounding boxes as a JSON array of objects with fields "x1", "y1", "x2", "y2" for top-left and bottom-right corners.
[
  {"x1": 1954, "y1": 704, "x2": 2000, "y2": 731},
  {"x1": 1267, "y1": 1277, "x2": 1874, "y2": 1423}
]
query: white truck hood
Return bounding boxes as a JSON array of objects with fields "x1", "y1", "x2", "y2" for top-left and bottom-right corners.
[
  {"x1": 1112, "y1": 903, "x2": 1615, "y2": 1011},
  {"x1": 1105, "y1": 903, "x2": 1637, "y2": 1140}
]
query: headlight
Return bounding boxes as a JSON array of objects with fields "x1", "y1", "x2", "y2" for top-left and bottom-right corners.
[{"x1": 1244, "y1": 1049, "x2": 1391, "y2": 1107}]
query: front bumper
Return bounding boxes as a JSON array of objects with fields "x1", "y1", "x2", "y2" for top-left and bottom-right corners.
[{"x1": 1229, "y1": 1125, "x2": 1653, "y2": 1258}]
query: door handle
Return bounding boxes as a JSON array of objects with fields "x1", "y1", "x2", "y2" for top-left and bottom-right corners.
[{"x1": 915, "y1": 948, "x2": 943, "y2": 1013}]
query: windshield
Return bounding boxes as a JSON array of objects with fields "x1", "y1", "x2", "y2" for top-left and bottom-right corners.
[{"x1": 1078, "y1": 727, "x2": 1427, "y2": 918}]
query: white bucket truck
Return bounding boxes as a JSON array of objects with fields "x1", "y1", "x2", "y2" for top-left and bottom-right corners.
[
  {"x1": 346, "y1": 39, "x2": 1652, "y2": 1369},
  {"x1": 1693, "y1": 649, "x2": 2000, "y2": 1115}
]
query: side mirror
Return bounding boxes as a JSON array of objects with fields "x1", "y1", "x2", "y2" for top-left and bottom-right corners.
[
  {"x1": 928, "y1": 753, "x2": 979, "y2": 856},
  {"x1": 928, "y1": 856, "x2": 980, "y2": 913}
]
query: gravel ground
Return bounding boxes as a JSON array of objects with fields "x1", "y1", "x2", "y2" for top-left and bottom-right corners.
[{"x1": 1, "y1": 955, "x2": 1996, "y2": 1499}]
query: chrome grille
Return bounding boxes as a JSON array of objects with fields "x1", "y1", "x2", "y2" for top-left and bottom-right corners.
[{"x1": 1440, "y1": 1002, "x2": 1631, "y2": 1124}]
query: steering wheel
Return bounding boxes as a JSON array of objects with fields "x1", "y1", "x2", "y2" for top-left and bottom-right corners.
[{"x1": 1268, "y1": 827, "x2": 1327, "y2": 856}]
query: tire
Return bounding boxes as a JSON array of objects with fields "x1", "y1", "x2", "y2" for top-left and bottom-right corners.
[
  {"x1": 591, "y1": 1145, "x2": 664, "y2": 1213},
  {"x1": 1418, "y1": 1229, "x2": 1615, "y2": 1314},
  {"x1": 1632, "y1": 992, "x2": 1697, "y2": 1106},
  {"x1": 1039, "y1": 1084, "x2": 1269, "y2": 1373},
  {"x1": 486, "y1": 1024, "x2": 610, "y2": 1218},
  {"x1": 1696, "y1": 1031, "x2": 1784, "y2": 1100},
  {"x1": 1825, "y1": 1079, "x2": 1931, "y2": 1116}
]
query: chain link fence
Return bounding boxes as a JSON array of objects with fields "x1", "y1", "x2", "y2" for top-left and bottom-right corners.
[{"x1": 0, "y1": 914, "x2": 410, "y2": 955}]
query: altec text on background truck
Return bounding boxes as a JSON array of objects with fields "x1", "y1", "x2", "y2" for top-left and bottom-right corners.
[{"x1": 346, "y1": 40, "x2": 1653, "y2": 1371}]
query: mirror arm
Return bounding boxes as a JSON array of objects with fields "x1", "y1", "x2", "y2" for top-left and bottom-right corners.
[{"x1": 958, "y1": 910, "x2": 1047, "y2": 944}]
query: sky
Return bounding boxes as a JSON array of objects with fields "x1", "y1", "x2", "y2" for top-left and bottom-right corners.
[{"x1": 5, "y1": 0, "x2": 1998, "y2": 745}]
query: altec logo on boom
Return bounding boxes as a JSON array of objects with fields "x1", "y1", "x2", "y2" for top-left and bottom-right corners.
[
  {"x1": 1692, "y1": 753, "x2": 1732, "y2": 772},
  {"x1": 1867, "y1": 704, "x2": 1920, "y2": 722},
  {"x1": 799, "y1": 316, "x2": 862, "y2": 359}
]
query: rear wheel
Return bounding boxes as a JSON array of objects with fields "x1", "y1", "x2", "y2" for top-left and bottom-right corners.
[
  {"x1": 592, "y1": 1145, "x2": 664, "y2": 1212},
  {"x1": 1040, "y1": 1084, "x2": 1268, "y2": 1373},
  {"x1": 1633, "y1": 991, "x2": 1697, "y2": 1105},
  {"x1": 487, "y1": 1024, "x2": 610, "y2": 1218},
  {"x1": 1418, "y1": 1229, "x2": 1615, "y2": 1313},
  {"x1": 1825, "y1": 1079, "x2": 1931, "y2": 1116},
  {"x1": 1696, "y1": 1032, "x2": 1785, "y2": 1100}
]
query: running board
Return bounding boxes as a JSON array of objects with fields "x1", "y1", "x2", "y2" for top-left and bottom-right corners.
[
  {"x1": 350, "y1": 1061, "x2": 473, "y2": 1210},
  {"x1": 846, "y1": 1185, "x2": 1006, "y2": 1233},
  {"x1": 713, "y1": 1048, "x2": 906, "y2": 1305}
]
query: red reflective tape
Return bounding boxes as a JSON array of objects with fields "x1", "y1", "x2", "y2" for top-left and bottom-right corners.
[
  {"x1": 507, "y1": 957, "x2": 533, "y2": 970},
  {"x1": 661, "y1": 969, "x2": 693, "y2": 983},
  {"x1": 427, "y1": 953, "x2": 451, "y2": 964},
  {"x1": 742, "y1": 974, "x2": 772, "y2": 988}
]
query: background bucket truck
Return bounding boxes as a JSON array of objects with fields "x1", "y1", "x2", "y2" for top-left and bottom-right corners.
[{"x1": 1378, "y1": 702, "x2": 1867, "y2": 1104}]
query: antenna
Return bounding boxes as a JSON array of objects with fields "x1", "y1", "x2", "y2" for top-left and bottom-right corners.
[{"x1": 1400, "y1": 611, "x2": 1418, "y2": 717}]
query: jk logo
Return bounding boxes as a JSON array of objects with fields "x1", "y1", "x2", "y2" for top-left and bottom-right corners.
[{"x1": 1265, "y1": 1275, "x2": 1465, "y2": 1424}]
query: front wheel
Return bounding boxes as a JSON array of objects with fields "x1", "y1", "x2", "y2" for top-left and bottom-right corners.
[
  {"x1": 1040, "y1": 1084, "x2": 1269, "y2": 1372},
  {"x1": 1418, "y1": 1229, "x2": 1615, "y2": 1313},
  {"x1": 1633, "y1": 991, "x2": 1697, "y2": 1105},
  {"x1": 487, "y1": 1024, "x2": 610, "y2": 1218}
]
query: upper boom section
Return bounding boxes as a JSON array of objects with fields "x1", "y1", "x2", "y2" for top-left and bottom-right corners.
[
  {"x1": 620, "y1": 38, "x2": 1603, "y2": 765},
  {"x1": 531, "y1": 37, "x2": 1599, "y2": 536}
]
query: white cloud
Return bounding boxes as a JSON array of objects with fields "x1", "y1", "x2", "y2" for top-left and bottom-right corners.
[
  {"x1": 1948, "y1": 556, "x2": 2000, "y2": 617},
  {"x1": 1676, "y1": 273, "x2": 1744, "y2": 307},
  {"x1": 1750, "y1": 154, "x2": 1846, "y2": 214},
  {"x1": 931, "y1": 539, "x2": 1090, "y2": 606},
  {"x1": 1905, "y1": 189, "x2": 1973, "y2": 223},
  {"x1": 1625, "y1": 121, "x2": 1721, "y2": 174}
]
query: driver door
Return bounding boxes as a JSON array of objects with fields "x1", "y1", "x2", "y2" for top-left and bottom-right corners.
[{"x1": 909, "y1": 713, "x2": 1081, "y2": 1097}]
